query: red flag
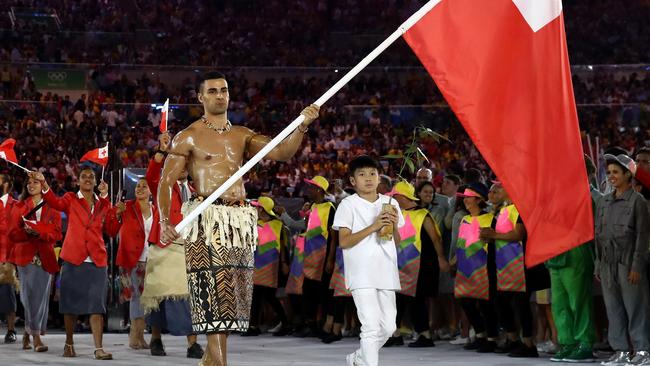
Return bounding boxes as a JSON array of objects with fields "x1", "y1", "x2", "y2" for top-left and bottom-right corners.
[
  {"x1": 0, "y1": 138, "x2": 18, "y2": 164},
  {"x1": 159, "y1": 99, "x2": 169, "y2": 133},
  {"x1": 404, "y1": 0, "x2": 592, "y2": 266},
  {"x1": 80, "y1": 144, "x2": 109, "y2": 166}
]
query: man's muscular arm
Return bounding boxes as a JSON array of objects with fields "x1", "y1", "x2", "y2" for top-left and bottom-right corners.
[
  {"x1": 247, "y1": 104, "x2": 319, "y2": 162},
  {"x1": 158, "y1": 130, "x2": 192, "y2": 242}
]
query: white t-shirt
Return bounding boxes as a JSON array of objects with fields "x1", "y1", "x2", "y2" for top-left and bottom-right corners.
[
  {"x1": 333, "y1": 194, "x2": 405, "y2": 291},
  {"x1": 139, "y1": 208, "x2": 153, "y2": 262}
]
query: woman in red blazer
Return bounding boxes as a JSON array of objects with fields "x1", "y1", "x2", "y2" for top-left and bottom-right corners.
[
  {"x1": 9, "y1": 176, "x2": 62, "y2": 352},
  {"x1": 115, "y1": 177, "x2": 159, "y2": 350},
  {"x1": 29, "y1": 168, "x2": 119, "y2": 360}
]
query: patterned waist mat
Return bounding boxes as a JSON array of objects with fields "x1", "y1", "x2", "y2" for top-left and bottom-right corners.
[{"x1": 190, "y1": 196, "x2": 249, "y2": 207}]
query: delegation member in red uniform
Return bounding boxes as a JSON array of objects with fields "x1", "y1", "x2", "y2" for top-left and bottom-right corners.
[
  {"x1": 9, "y1": 176, "x2": 62, "y2": 352},
  {"x1": 29, "y1": 167, "x2": 120, "y2": 361}
]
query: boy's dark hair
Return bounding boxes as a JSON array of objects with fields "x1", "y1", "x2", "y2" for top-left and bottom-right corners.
[
  {"x1": 197, "y1": 71, "x2": 227, "y2": 93},
  {"x1": 348, "y1": 155, "x2": 380, "y2": 176}
]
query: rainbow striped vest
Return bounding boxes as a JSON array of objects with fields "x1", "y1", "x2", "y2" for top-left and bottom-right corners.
[
  {"x1": 253, "y1": 219, "x2": 284, "y2": 288},
  {"x1": 396, "y1": 208, "x2": 435, "y2": 297},
  {"x1": 303, "y1": 202, "x2": 335, "y2": 281},
  {"x1": 454, "y1": 213, "x2": 494, "y2": 300},
  {"x1": 495, "y1": 204, "x2": 526, "y2": 292}
]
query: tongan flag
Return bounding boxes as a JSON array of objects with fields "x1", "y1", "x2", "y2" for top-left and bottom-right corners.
[
  {"x1": 404, "y1": 0, "x2": 592, "y2": 266},
  {"x1": 159, "y1": 99, "x2": 169, "y2": 133},
  {"x1": 0, "y1": 138, "x2": 18, "y2": 164},
  {"x1": 80, "y1": 144, "x2": 109, "y2": 167}
]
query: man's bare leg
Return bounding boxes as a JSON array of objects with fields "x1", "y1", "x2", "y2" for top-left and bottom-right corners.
[{"x1": 206, "y1": 333, "x2": 228, "y2": 366}]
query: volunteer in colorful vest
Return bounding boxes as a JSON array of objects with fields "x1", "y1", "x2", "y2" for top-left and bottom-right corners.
[
  {"x1": 479, "y1": 182, "x2": 537, "y2": 358},
  {"x1": 114, "y1": 177, "x2": 159, "y2": 350},
  {"x1": 242, "y1": 196, "x2": 290, "y2": 337},
  {"x1": 285, "y1": 175, "x2": 337, "y2": 337},
  {"x1": 453, "y1": 182, "x2": 500, "y2": 353},
  {"x1": 143, "y1": 132, "x2": 204, "y2": 359},
  {"x1": 384, "y1": 181, "x2": 449, "y2": 348},
  {"x1": 545, "y1": 155, "x2": 599, "y2": 363},
  {"x1": 595, "y1": 154, "x2": 650, "y2": 366},
  {"x1": 29, "y1": 166, "x2": 120, "y2": 360},
  {"x1": 0, "y1": 173, "x2": 18, "y2": 344},
  {"x1": 8, "y1": 176, "x2": 62, "y2": 352}
]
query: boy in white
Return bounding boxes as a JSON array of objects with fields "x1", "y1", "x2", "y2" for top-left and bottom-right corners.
[{"x1": 333, "y1": 156, "x2": 404, "y2": 366}]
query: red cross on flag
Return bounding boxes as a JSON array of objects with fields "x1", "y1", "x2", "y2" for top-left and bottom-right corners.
[{"x1": 80, "y1": 143, "x2": 109, "y2": 166}]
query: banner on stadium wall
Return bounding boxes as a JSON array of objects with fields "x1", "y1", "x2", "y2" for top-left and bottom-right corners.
[{"x1": 31, "y1": 69, "x2": 86, "y2": 90}]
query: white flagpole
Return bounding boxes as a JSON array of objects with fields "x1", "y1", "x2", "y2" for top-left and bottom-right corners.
[
  {"x1": 3, "y1": 158, "x2": 31, "y2": 173},
  {"x1": 101, "y1": 142, "x2": 109, "y2": 181},
  {"x1": 176, "y1": 0, "x2": 442, "y2": 233}
]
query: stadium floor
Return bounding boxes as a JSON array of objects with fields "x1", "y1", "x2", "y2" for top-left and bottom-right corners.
[{"x1": 0, "y1": 329, "x2": 603, "y2": 365}]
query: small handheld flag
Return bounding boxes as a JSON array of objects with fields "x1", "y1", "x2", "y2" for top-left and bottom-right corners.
[{"x1": 159, "y1": 99, "x2": 169, "y2": 133}]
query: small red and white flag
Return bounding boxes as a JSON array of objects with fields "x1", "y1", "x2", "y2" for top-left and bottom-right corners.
[
  {"x1": 80, "y1": 143, "x2": 109, "y2": 166},
  {"x1": 0, "y1": 138, "x2": 18, "y2": 164},
  {"x1": 159, "y1": 99, "x2": 169, "y2": 133}
]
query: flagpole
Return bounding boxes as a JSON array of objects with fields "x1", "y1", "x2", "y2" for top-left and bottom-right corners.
[
  {"x1": 101, "y1": 142, "x2": 109, "y2": 181},
  {"x1": 3, "y1": 159, "x2": 31, "y2": 173},
  {"x1": 175, "y1": 0, "x2": 442, "y2": 233}
]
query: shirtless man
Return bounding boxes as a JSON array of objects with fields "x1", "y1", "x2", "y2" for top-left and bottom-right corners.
[{"x1": 158, "y1": 71, "x2": 319, "y2": 366}]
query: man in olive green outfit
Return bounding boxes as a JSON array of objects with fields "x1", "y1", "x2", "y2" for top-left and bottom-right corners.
[{"x1": 546, "y1": 156, "x2": 600, "y2": 363}]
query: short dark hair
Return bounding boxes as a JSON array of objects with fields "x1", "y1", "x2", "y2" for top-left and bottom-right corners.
[
  {"x1": 416, "y1": 180, "x2": 434, "y2": 194},
  {"x1": 0, "y1": 173, "x2": 11, "y2": 190},
  {"x1": 444, "y1": 174, "x2": 461, "y2": 186},
  {"x1": 463, "y1": 168, "x2": 481, "y2": 185},
  {"x1": 637, "y1": 147, "x2": 650, "y2": 157},
  {"x1": 197, "y1": 71, "x2": 227, "y2": 93},
  {"x1": 348, "y1": 155, "x2": 380, "y2": 176}
]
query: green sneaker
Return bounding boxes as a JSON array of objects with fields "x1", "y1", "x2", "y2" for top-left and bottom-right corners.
[
  {"x1": 563, "y1": 344, "x2": 594, "y2": 363},
  {"x1": 550, "y1": 344, "x2": 577, "y2": 362}
]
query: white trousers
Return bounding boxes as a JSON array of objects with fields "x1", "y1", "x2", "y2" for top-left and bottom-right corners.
[{"x1": 349, "y1": 289, "x2": 397, "y2": 366}]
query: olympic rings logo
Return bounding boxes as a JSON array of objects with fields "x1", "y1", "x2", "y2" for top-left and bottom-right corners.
[{"x1": 47, "y1": 72, "x2": 68, "y2": 82}]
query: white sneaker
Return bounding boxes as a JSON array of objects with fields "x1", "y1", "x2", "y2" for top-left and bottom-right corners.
[
  {"x1": 602, "y1": 351, "x2": 631, "y2": 366},
  {"x1": 450, "y1": 336, "x2": 470, "y2": 345},
  {"x1": 626, "y1": 351, "x2": 650, "y2": 366}
]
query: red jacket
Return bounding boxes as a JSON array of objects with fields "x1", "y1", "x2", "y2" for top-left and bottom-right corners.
[
  {"x1": 8, "y1": 199, "x2": 62, "y2": 274},
  {"x1": 43, "y1": 189, "x2": 120, "y2": 267},
  {"x1": 637, "y1": 166, "x2": 650, "y2": 189},
  {"x1": 145, "y1": 157, "x2": 193, "y2": 246},
  {"x1": 0, "y1": 195, "x2": 17, "y2": 262},
  {"x1": 115, "y1": 200, "x2": 159, "y2": 271}
]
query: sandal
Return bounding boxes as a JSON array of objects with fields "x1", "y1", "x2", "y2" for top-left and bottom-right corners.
[
  {"x1": 94, "y1": 348, "x2": 113, "y2": 360},
  {"x1": 63, "y1": 343, "x2": 76, "y2": 357},
  {"x1": 34, "y1": 344, "x2": 48, "y2": 352},
  {"x1": 22, "y1": 334, "x2": 31, "y2": 350}
]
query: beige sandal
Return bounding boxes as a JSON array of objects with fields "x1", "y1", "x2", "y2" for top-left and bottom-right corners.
[
  {"x1": 34, "y1": 344, "x2": 48, "y2": 352},
  {"x1": 94, "y1": 348, "x2": 113, "y2": 360}
]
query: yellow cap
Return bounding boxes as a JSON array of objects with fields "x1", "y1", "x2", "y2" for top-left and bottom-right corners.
[
  {"x1": 387, "y1": 181, "x2": 419, "y2": 201},
  {"x1": 251, "y1": 196, "x2": 277, "y2": 217},
  {"x1": 304, "y1": 176, "x2": 329, "y2": 192}
]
